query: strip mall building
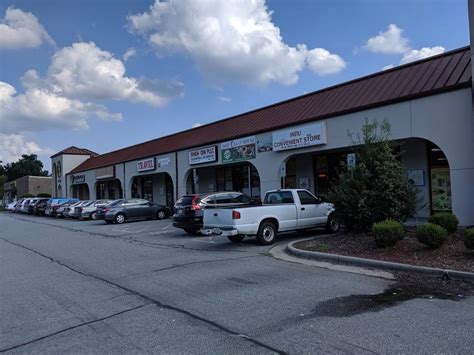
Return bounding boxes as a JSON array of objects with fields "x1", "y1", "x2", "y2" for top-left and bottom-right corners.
[{"x1": 51, "y1": 45, "x2": 474, "y2": 226}]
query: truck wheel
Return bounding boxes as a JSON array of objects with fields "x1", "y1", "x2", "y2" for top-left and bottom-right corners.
[
  {"x1": 228, "y1": 235, "x2": 244, "y2": 243},
  {"x1": 325, "y1": 213, "x2": 340, "y2": 233},
  {"x1": 256, "y1": 221, "x2": 277, "y2": 245}
]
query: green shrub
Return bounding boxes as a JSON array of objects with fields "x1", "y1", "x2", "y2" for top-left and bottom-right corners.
[
  {"x1": 20, "y1": 193, "x2": 34, "y2": 198},
  {"x1": 464, "y1": 228, "x2": 474, "y2": 250},
  {"x1": 429, "y1": 213, "x2": 459, "y2": 234},
  {"x1": 36, "y1": 193, "x2": 51, "y2": 198},
  {"x1": 327, "y1": 120, "x2": 418, "y2": 232},
  {"x1": 416, "y1": 223, "x2": 448, "y2": 249},
  {"x1": 372, "y1": 220, "x2": 404, "y2": 248}
]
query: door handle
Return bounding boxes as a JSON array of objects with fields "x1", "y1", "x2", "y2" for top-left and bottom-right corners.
[{"x1": 301, "y1": 207, "x2": 305, "y2": 211}]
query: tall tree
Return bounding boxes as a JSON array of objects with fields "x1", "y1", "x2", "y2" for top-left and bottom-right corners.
[{"x1": 4, "y1": 154, "x2": 49, "y2": 182}]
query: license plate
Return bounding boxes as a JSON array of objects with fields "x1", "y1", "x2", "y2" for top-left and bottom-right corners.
[{"x1": 213, "y1": 228, "x2": 222, "y2": 235}]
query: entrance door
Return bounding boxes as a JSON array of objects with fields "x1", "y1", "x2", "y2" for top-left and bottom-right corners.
[
  {"x1": 165, "y1": 174, "x2": 174, "y2": 207},
  {"x1": 142, "y1": 177, "x2": 153, "y2": 202}
]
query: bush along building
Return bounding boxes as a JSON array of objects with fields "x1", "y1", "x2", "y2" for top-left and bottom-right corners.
[{"x1": 51, "y1": 45, "x2": 474, "y2": 226}]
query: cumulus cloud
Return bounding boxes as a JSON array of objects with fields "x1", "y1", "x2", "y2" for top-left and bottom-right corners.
[
  {"x1": 400, "y1": 46, "x2": 445, "y2": 64},
  {"x1": 192, "y1": 123, "x2": 203, "y2": 128},
  {"x1": 0, "y1": 81, "x2": 121, "y2": 133},
  {"x1": 128, "y1": 0, "x2": 346, "y2": 85},
  {"x1": 0, "y1": 133, "x2": 54, "y2": 164},
  {"x1": 0, "y1": 7, "x2": 54, "y2": 49},
  {"x1": 28, "y1": 42, "x2": 184, "y2": 106},
  {"x1": 306, "y1": 47, "x2": 346, "y2": 75},
  {"x1": 364, "y1": 24, "x2": 409, "y2": 54},
  {"x1": 364, "y1": 24, "x2": 445, "y2": 70}
]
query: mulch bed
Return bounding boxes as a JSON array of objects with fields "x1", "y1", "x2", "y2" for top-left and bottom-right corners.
[{"x1": 294, "y1": 228, "x2": 474, "y2": 273}]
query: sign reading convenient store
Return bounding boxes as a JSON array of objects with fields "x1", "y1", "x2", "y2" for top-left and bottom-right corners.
[
  {"x1": 96, "y1": 166, "x2": 115, "y2": 180},
  {"x1": 71, "y1": 174, "x2": 85, "y2": 184},
  {"x1": 272, "y1": 122, "x2": 326, "y2": 151},
  {"x1": 137, "y1": 158, "x2": 155, "y2": 172},
  {"x1": 189, "y1": 146, "x2": 217, "y2": 165},
  {"x1": 221, "y1": 136, "x2": 256, "y2": 163}
]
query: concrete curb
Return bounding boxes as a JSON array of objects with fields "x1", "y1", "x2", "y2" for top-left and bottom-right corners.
[{"x1": 286, "y1": 238, "x2": 474, "y2": 282}]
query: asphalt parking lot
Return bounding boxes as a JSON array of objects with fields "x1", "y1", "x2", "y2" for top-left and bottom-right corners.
[{"x1": 1, "y1": 212, "x2": 473, "y2": 354}]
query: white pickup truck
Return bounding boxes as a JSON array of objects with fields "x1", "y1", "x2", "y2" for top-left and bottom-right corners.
[{"x1": 201, "y1": 189, "x2": 339, "y2": 245}]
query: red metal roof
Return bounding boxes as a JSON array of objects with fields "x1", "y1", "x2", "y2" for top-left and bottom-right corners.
[
  {"x1": 70, "y1": 46, "x2": 471, "y2": 174},
  {"x1": 51, "y1": 146, "x2": 98, "y2": 158}
]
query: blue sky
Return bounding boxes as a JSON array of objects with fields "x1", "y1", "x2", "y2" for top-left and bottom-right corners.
[{"x1": 0, "y1": 0, "x2": 469, "y2": 171}]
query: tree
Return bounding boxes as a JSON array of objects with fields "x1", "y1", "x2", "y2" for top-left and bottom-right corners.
[
  {"x1": 328, "y1": 119, "x2": 418, "y2": 232},
  {"x1": 4, "y1": 154, "x2": 49, "y2": 182}
]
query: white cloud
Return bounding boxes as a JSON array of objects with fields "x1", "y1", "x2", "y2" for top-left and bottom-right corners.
[
  {"x1": 123, "y1": 47, "x2": 137, "y2": 61},
  {"x1": 306, "y1": 47, "x2": 346, "y2": 75},
  {"x1": 192, "y1": 123, "x2": 203, "y2": 128},
  {"x1": 0, "y1": 7, "x2": 54, "y2": 49},
  {"x1": 0, "y1": 81, "x2": 121, "y2": 133},
  {"x1": 218, "y1": 96, "x2": 232, "y2": 102},
  {"x1": 364, "y1": 24, "x2": 409, "y2": 54},
  {"x1": 400, "y1": 46, "x2": 445, "y2": 64},
  {"x1": 128, "y1": 0, "x2": 345, "y2": 86},
  {"x1": 0, "y1": 133, "x2": 54, "y2": 164},
  {"x1": 30, "y1": 42, "x2": 183, "y2": 106},
  {"x1": 382, "y1": 64, "x2": 394, "y2": 70}
]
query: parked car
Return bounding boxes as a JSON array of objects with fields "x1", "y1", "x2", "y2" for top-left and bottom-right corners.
[
  {"x1": 26, "y1": 198, "x2": 40, "y2": 215},
  {"x1": 56, "y1": 201, "x2": 81, "y2": 218},
  {"x1": 68, "y1": 200, "x2": 94, "y2": 219},
  {"x1": 80, "y1": 200, "x2": 112, "y2": 220},
  {"x1": 100, "y1": 199, "x2": 171, "y2": 224},
  {"x1": 45, "y1": 198, "x2": 78, "y2": 217},
  {"x1": 13, "y1": 199, "x2": 24, "y2": 213},
  {"x1": 19, "y1": 199, "x2": 32, "y2": 213},
  {"x1": 201, "y1": 189, "x2": 339, "y2": 245},
  {"x1": 173, "y1": 192, "x2": 257, "y2": 235},
  {"x1": 6, "y1": 201, "x2": 17, "y2": 211},
  {"x1": 33, "y1": 198, "x2": 50, "y2": 216}
]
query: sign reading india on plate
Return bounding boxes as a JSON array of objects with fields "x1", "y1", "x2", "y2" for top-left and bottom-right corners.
[{"x1": 272, "y1": 122, "x2": 326, "y2": 151}]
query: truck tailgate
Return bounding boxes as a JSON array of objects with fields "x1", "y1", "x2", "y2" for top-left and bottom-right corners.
[{"x1": 203, "y1": 208, "x2": 234, "y2": 227}]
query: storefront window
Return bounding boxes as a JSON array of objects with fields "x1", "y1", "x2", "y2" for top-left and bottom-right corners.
[
  {"x1": 428, "y1": 143, "x2": 451, "y2": 212},
  {"x1": 215, "y1": 164, "x2": 260, "y2": 197}
]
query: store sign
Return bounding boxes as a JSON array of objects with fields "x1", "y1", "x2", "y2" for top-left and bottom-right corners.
[
  {"x1": 96, "y1": 166, "x2": 115, "y2": 180},
  {"x1": 157, "y1": 157, "x2": 171, "y2": 168},
  {"x1": 272, "y1": 122, "x2": 326, "y2": 151},
  {"x1": 137, "y1": 158, "x2": 155, "y2": 172},
  {"x1": 347, "y1": 153, "x2": 356, "y2": 168},
  {"x1": 71, "y1": 174, "x2": 85, "y2": 184},
  {"x1": 221, "y1": 136, "x2": 256, "y2": 163},
  {"x1": 189, "y1": 146, "x2": 217, "y2": 165}
]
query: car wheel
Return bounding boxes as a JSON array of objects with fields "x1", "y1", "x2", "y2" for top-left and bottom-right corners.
[
  {"x1": 228, "y1": 235, "x2": 245, "y2": 243},
  {"x1": 325, "y1": 213, "x2": 340, "y2": 233},
  {"x1": 114, "y1": 213, "x2": 126, "y2": 224},
  {"x1": 184, "y1": 228, "x2": 200, "y2": 235},
  {"x1": 90, "y1": 212, "x2": 97, "y2": 220},
  {"x1": 256, "y1": 221, "x2": 277, "y2": 245},
  {"x1": 156, "y1": 210, "x2": 167, "y2": 220}
]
